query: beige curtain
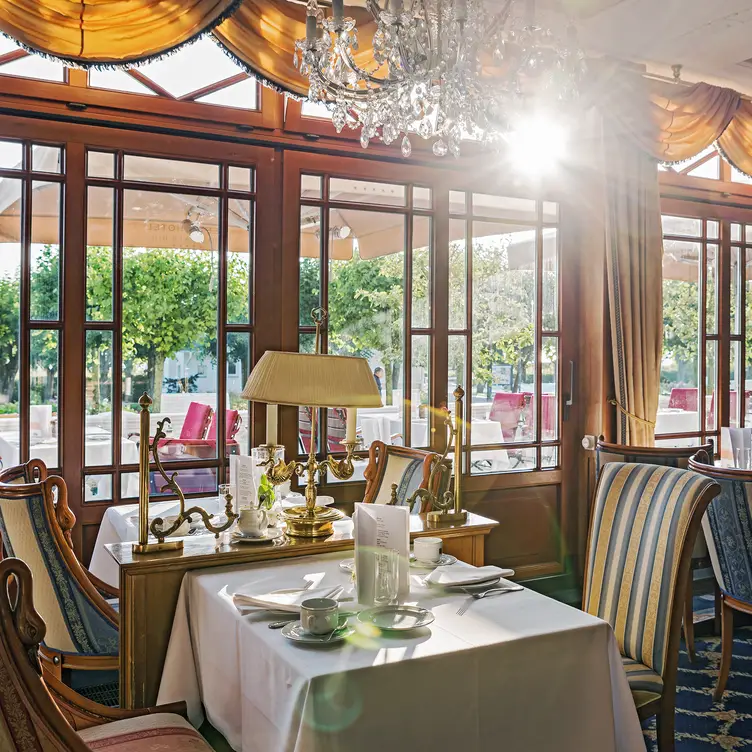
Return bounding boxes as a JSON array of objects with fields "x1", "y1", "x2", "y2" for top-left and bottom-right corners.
[
  {"x1": 602, "y1": 132, "x2": 663, "y2": 446},
  {"x1": 0, "y1": 0, "x2": 241, "y2": 64}
]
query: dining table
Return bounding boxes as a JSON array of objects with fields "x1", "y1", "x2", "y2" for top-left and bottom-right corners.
[{"x1": 157, "y1": 551, "x2": 646, "y2": 752}]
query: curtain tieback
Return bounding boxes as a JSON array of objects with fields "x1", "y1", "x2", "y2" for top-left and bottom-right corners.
[{"x1": 608, "y1": 398, "x2": 656, "y2": 427}]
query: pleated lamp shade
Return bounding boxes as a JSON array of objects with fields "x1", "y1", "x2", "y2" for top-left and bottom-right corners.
[{"x1": 241, "y1": 351, "x2": 382, "y2": 408}]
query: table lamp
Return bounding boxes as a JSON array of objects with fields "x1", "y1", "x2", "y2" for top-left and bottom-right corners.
[{"x1": 241, "y1": 348, "x2": 382, "y2": 537}]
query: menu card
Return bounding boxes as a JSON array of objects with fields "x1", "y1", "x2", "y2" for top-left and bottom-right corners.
[
  {"x1": 230, "y1": 454, "x2": 256, "y2": 508},
  {"x1": 353, "y1": 502, "x2": 410, "y2": 606}
]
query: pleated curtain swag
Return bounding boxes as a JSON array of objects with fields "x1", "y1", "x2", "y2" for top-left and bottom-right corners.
[{"x1": 0, "y1": 0, "x2": 244, "y2": 66}]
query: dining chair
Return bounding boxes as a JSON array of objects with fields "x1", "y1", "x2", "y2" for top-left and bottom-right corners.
[
  {"x1": 0, "y1": 462, "x2": 120, "y2": 706},
  {"x1": 667, "y1": 387, "x2": 699, "y2": 412},
  {"x1": 0, "y1": 556, "x2": 212, "y2": 751},
  {"x1": 686, "y1": 457, "x2": 752, "y2": 701},
  {"x1": 583, "y1": 462, "x2": 719, "y2": 751},
  {"x1": 595, "y1": 438, "x2": 715, "y2": 662},
  {"x1": 488, "y1": 392, "x2": 526, "y2": 442},
  {"x1": 155, "y1": 401, "x2": 213, "y2": 459},
  {"x1": 363, "y1": 441, "x2": 449, "y2": 512}
]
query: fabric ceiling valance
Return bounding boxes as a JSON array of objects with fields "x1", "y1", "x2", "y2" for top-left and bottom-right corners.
[{"x1": 0, "y1": 0, "x2": 244, "y2": 66}]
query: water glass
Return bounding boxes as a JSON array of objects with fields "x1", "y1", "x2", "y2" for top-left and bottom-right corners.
[
  {"x1": 735, "y1": 448, "x2": 752, "y2": 469},
  {"x1": 373, "y1": 548, "x2": 399, "y2": 606}
]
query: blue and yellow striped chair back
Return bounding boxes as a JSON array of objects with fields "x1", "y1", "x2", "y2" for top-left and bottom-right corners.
[
  {"x1": 701, "y1": 476, "x2": 752, "y2": 603},
  {"x1": 584, "y1": 463, "x2": 717, "y2": 677},
  {"x1": 0, "y1": 478, "x2": 118, "y2": 658}
]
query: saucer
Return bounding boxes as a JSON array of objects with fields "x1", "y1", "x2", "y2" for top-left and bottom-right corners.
[
  {"x1": 232, "y1": 527, "x2": 284, "y2": 544},
  {"x1": 409, "y1": 552, "x2": 457, "y2": 569},
  {"x1": 281, "y1": 616, "x2": 353, "y2": 645}
]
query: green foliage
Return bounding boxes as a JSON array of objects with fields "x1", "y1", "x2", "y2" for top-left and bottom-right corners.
[
  {"x1": 661, "y1": 279, "x2": 699, "y2": 390},
  {"x1": 0, "y1": 273, "x2": 19, "y2": 400}
]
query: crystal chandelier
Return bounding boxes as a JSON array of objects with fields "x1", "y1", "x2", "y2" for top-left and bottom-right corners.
[{"x1": 294, "y1": 0, "x2": 585, "y2": 157}]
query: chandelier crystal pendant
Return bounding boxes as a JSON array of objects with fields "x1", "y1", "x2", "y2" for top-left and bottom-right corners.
[{"x1": 294, "y1": 0, "x2": 585, "y2": 157}]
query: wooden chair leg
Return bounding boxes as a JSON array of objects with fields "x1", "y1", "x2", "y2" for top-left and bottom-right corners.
[
  {"x1": 714, "y1": 600, "x2": 733, "y2": 702},
  {"x1": 714, "y1": 582, "x2": 722, "y2": 635},
  {"x1": 683, "y1": 587, "x2": 695, "y2": 662},
  {"x1": 656, "y1": 709, "x2": 675, "y2": 752}
]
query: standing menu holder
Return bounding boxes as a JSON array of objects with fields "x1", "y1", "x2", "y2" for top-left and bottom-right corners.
[{"x1": 353, "y1": 503, "x2": 410, "y2": 606}]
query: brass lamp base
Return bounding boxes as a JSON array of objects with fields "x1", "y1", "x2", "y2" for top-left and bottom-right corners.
[
  {"x1": 426, "y1": 509, "x2": 468, "y2": 526},
  {"x1": 132, "y1": 540, "x2": 184, "y2": 554},
  {"x1": 283, "y1": 505, "x2": 344, "y2": 538}
]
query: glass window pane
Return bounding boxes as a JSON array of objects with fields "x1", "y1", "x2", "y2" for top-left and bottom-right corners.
[
  {"x1": 227, "y1": 198, "x2": 252, "y2": 324},
  {"x1": 123, "y1": 155, "x2": 220, "y2": 189},
  {"x1": 707, "y1": 220, "x2": 719, "y2": 240},
  {"x1": 662, "y1": 215, "x2": 702, "y2": 237},
  {"x1": 659, "y1": 237, "x2": 700, "y2": 435},
  {"x1": 329, "y1": 178, "x2": 406, "y2": 207},
  {"x1": 471, "y1": 447, "x2": 534, "y2": 474},
  {"x1": 542, "y1": 337, "x2": 558, "y2": 441},
  {"x1": 732, "y1": 223, "x2": 742, "y2": 242},
  {"x1": 32, "y1": 145, "x2": 61, "y2": 174},
  {"x1": 746, "y1": 249, "x2": 752, "y2": 427},
  {"x1": 706, "y1": 340, "x2": 717, "y2": 432},
  {"x1": 196, "y1": 77, "x2": 258, "y2": 110},
  {"x1": 472, "y1": 222, "x2": 536, "y2": 445},
  {"x1": 299, "y1": 332, "x2": 315, "y2": 354},
  {"x1": 449, "y1": 219, "x2": 466, "y2": 330},
  {"x1": 301, "y1": 175, "x2": 322, "y2": 199},
  {"x1": 541, "y1": 445, "x2": 558, "y2": 469},
  {"x1": 84, "y1": 473, "x2": 113, "y2": 503},
  {"x1": 121, "y1": 191, "x2": 219, "y2": 468},
  {"x1": 448, "y1": 335, "x2": 466, "y2": 410},
  {"x1": 88, "y1": 151, "x2": 115, "y2": 179},
  {"x1": 329, "y1": 208, "x2": 404, "y2": 450},
  {"x1": 449, "y1": 191, "x2": 466, "y2": 214},
  {"x1": 543, "y1": 228, "x2": 558, "y2": 331},
  {"x1": 86, "y1": 187, "x2": 114, "y2": 322},
  {"x1": 30, "y1": 181, "x2": 60, "y2": 321},
  {"x1": 228, "y1": 166, "x2": 253, "y2": 192},
  {"x1": 29, "y1": 329, "x2": 59, "y2": 467},
  {"x1": 227, "y1": 332, "x2": 251, "y2": 456},
  {"x1": 731, "y1": 341, "x2": 741, "y2": 429},
  {"x1": 413, "y1": 187, "x2": 431, "y2": 210},
  {"x1": 300, "y1": 206, "x2": 321, "y2": 326},
  {"x1": 732, "y1": 165, "x2": 752, "y2": 185},
  {"x1": 411, "y1": 335, "x2": 430, "y2": 447},
  {"x1": 0, "y1": 55, "x2": 63, "y2": 82},
  {"x1": 85, "y1": 331, "x2": 113, "y2": 466},
  {"x1": 542, "y1": 201, "x2": 558, "y2": 222},
  {"x1": 0, "y1": 141, "x2": 21, "y2": 169},
  {"x1": 0, "y1": 183, "x2": 21, "y2": 449},
  {"x1": 471, "y1": 193, "x2": 537, "y2": 222},
  {"x1": 732, "y1": 246, "x2": 741, "y2": 336},
  {"x1": 412, "y1": 216, "x2": 431, "y2": 329},
  {"x1": 121, "y1": 472, "x2": 139, "y2": 500},
  {"x1": 687, "y1": 155, "x2": 719, "y2": 179},
  {"x1": 746, "y1": 225, "x2": 752, "y2": 244},
  {"x1": 707, "y1": 244, "x2": 718, "y2": 335},
  {"x1": 89, "y1": 68, "x2": 156, "y2": 95}
]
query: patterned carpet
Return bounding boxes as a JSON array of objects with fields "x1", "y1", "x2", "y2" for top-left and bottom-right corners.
[{"x1": 643, "y1": 624, "x2": 752, "y2": 750}]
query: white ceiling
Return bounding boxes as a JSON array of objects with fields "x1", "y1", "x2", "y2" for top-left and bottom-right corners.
[{"x1": 571, "y1": 0, "x2": 752, "y2": 93}]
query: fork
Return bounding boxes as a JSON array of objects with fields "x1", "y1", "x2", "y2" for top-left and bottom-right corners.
[{"x1": 455, "y1": 585, "x2": 523, "y2": 615}]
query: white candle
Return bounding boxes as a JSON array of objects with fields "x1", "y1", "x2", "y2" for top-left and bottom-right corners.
[
  {"x1": 346, "y1": 407, "x2": 357, "y2": 443},
  {"x1": 266, "y1": 404, "x2": 278, "y2": 446},
  {"x1": 306, "y1": 14, "x2": 317, "y2": 43},
  {"x1": 332, "y1": 0, "x2": 344, "y2": 21}
]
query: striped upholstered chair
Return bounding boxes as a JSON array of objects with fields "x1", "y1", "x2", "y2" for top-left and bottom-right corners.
[
  {"x1": 0, "y1": 556, "x2": 212, "y2": 751},
  {"x1": 687, "y1": 457, "x2": 752, "y2": 701},
  {"x1": 363, "y1": 441, "x2": 449, "y2": 513},
  {"x1": 583, "y1": 463, "x2": 719, "y2": 751},
  {"x1": 0, "y1": 463, "x2": 120, "y2": 705},
  {"x1": 595, "y1": 438, "x2": 714, "y2": 660}
]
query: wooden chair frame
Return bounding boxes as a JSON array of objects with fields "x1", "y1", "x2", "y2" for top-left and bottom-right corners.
[
  {"x1": 363, "y1": 441, "x2": 445, "y2": 512},
  {"x1": 0, "y1": 557, "x2": 187, "y2": 750},
  {"x1": 582, "y1": 464, "x2": 719, "y2": 752},
  {"x1": 0, "y1": 462, "x2": 119, "y2": 682},
  {"x1": 687, "y1": 456, "x2": 752, "y2": 702},
  {"x1": 595, "y1": 438, "x2": 714, "y2": 661}
]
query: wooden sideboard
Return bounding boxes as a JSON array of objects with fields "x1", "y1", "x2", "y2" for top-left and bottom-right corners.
[{"x1": 108, "y1": 511, "x2": 498, "y2": 709}]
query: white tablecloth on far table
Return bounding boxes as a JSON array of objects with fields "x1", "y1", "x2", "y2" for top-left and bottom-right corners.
[{"x1": 157, "y1": 552, "x2": 645, "y2": 752}]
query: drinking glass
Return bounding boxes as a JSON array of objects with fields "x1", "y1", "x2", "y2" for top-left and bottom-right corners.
[
  {"x1": 373, "y1": 548, "x2": 399, "y2": 606},
  {"x1": 251, "y1": 446, "x2": 284, "y2": 503}
]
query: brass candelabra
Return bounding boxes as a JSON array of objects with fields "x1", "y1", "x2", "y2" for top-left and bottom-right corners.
[{"x1": 133, "y1": 393, "x2": 238, "y2": 554}]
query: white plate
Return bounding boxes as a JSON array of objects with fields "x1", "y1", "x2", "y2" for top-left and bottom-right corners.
[
  {"x1": 357, "y1": 605, "x2": 435, "y2": 631},
  {"x1": 232, "y1": 527, "x2": 285, "y2": 544},
  {"x1": 409, "y1": 552, "x2": 457, "y2": 569},
  {"x1": 281, "y1": 617, "x2": 353, "y2": 645}
]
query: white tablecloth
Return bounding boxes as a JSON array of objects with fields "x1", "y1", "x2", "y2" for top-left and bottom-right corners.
[
  {"x1": 655, "y1": 409, "x2": 700, "y2": 438},
  {"x1": 157, "y1": 553, "x2": 645, "y2": 752}
]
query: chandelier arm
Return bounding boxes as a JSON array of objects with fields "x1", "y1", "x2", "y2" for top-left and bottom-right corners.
[{"x1": 313, "y1": 56, "x2": 406, "y2": 95}]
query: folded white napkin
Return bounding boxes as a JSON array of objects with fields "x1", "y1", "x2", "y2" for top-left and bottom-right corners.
[
  {"x1": 232, "y1": 584, "x2": 344, "y2": 613},
  {"x1": 424, "y1": 564, "x2": 515, "y2": 587}
]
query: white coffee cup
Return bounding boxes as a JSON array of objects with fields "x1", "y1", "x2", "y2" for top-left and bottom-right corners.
[
  {"x1": 413, "y1": 536, "x2": 443, "y2": 564},
  {"x1": 237, "y1": 507, "x2": 268, "y2": 537},
  {"x1": 300, "y1": 597, "x2": 339, "y2": 635}
]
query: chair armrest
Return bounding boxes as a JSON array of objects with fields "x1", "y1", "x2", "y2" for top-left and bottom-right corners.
[
  {"x1": 45, "y1": 671, "x2": 189, "y2": 731},
  {"x1": 86, "y1": 570, "x2": 119, "y2": 599}
]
